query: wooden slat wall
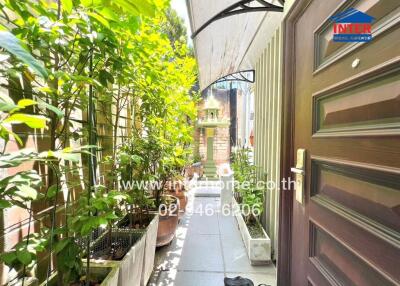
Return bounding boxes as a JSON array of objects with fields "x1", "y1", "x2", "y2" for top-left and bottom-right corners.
[{"x1": 253, "y1": 25, "x2": 283, "y2": 260}]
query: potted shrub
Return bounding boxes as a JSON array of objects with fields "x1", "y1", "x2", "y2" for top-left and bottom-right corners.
[
  {"x1": 116, "y1": 136, "x2": 180, "y2": 249},
  {"x1": 153, "y1": 194, "x2": 179, "y2": 247},
  {"x1": 116, "y1": 192, "x2": 159, "y2": 286},
  {"x1": 231, "y1": 147, "x2": 271, "y2": 265},
  {"x1": 84, "y1": 228, "x2": 145, "y2": 286},
  {"x1": 116, "y1": 211, "x2": 159, "y2": 286},
  {"x1": 71, "y1": 188, "x2": 151, "y2": 286},
  {"x1": 38, "y1": 189, "x2": 126, "y2": 286},
  {"x1": 166, "y1": 173, "x2": 188, "y2": 216},
  {"x1": 232, "y1": 197, "x2": 271, "y2": 265},
  {"x1": 3, "y1": 188, "x2": 131, "y2": 286},
  {"x1": 115, "y1": 135, "x2": 179, "y2": 248},
  {"x1": 163, "y1": 145, "x2": 195, "y2": 218},
  {"x1": 113, "y1": 140, "x2": 160, "y2": 285},
  {"x1": 151, "y1": 140, "x2": 182, "y2": 247}
]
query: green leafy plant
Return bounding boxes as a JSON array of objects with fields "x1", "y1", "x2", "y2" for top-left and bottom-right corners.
[
  {"x1": 51, "y1": 188, "x2": 129, "y2": 284},
  {"x1": 0, "y1": 231, "x2": 48, "y2": 277},
  {"x1": 231, "y1": 147, "x2": 264, "y2": 224}
]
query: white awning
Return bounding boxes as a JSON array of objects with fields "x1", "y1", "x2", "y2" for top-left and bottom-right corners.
[{"x1": 186, "y1": 0, "x2": 284, "y2": 91}]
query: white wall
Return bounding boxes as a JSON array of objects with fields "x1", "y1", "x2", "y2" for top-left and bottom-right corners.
[{"x1": 254, "y1": 25, "x2": 283, "y2": 260}]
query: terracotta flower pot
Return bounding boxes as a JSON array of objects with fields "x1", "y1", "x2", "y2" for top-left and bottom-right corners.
[
  {"x1": 155, "y1": 195, "x2": 180, "y2": 247},
  {"x1": 168, "y1": 189, "x2": 188, "y2": 213}
]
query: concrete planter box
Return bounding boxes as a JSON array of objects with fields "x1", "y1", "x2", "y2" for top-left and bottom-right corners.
[
  {"x1": 232, "y1": 198, "x2": 271, "y2": 265},
  {"x1": 219, "y1": 172, "x2": 233, "y2": 206},
  {"x1": 117, "y1": 214, "x2": 159, "y2": 286},
  {"x1": 115, "y1": 233, "x2": 146, "y2": 286},
  {"x1": 88, "y1": 229, "x2": 146, "y2": 286},
  {"x1": 141, "y1": 214, "x2": 159, "y2": 286},
  {"x1": 116, "y1": 214, "x2": 159, "y2": 286},
  {"x1": 39, "y1": 261, "x2": 119, "y2": 286}
]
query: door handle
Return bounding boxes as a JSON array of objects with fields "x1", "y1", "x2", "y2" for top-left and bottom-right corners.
[{"x1": 291, "y1": 149, "x2": 306, "y2": 204}]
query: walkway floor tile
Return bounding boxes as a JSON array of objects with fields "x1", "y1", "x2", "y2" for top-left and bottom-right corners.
[
  {"x1": 149, "y1": 190, "x2": 277, "y2": 286},
  {"x1": 177, "y1": 234, "x2": 224, "y2": 272},
  {"x1": 154, "y1": 270, "x2": 225, "y2": 286}
]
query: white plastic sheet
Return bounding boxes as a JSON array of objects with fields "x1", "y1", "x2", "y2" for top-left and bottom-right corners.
[{"x1": 187, "y1": 0, "x2": 284, "y2": 90}]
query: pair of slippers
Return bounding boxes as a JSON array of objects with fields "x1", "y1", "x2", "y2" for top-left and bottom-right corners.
[{"x1": 224, "y1": 276, "x2": 270, "y2": 286}]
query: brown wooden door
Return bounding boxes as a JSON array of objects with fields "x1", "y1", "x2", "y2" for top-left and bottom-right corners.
[{"x1": 285, "y1": 0, "x2": 400, "y2": 285}]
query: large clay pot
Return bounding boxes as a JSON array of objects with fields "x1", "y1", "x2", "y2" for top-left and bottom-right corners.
[
  {"x1": 155, "y1": 195, "x2": 180, "y2": 247},
  {"x1": 168, "y1": 189, "x2": 188, "y2": 213}
]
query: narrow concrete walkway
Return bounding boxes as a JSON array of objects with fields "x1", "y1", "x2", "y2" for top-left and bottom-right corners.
[{"x1": 148, "y1": 190, "x2": 277, "y2": 286}]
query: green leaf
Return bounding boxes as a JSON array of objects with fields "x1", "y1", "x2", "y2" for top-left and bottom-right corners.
[
  {"x1": 87, "y1": 12, "x2": 110, "y2": 28},
  {"x1": 134, "y1": 0, "x2": 156, "y2": 17},
  {"x1": 100, "y1": 7, "x2": 119, "y2": 21},
  {"x1": 38, "y1": 101, "x2": 64, "y2": 119},
  {"x1": 51, "y1": 150, "x2": 80, "y2": 162},
  {"x1": 1, "y1": 252, "x2": 17, "y2": 265},
  {"x1": 16, "y1": 185, "x2": 38, "y2": 200},
  {"x1": 113, "y1": 0, "x2": 139, "y2": 15},
  {"x1": 98, "y1": 70, "x2": 113, "y2": 86},
  {"x1": 0, "y1": 32, "x2": 48, "y2": 78},
  {"x1": 17, "y1": 99, "x2": 37, "y2": 108},
  {"x1": 0, "y1": 103, "x2": 18, "y2": 112},
  {"x1": 81, "y1": 0, "x2": 103, "y2": 7},
  {"x1": 0, "y1": 126, "x2": 10, "y2": 144},
  {"x1": 4, "y1": 113, "x2": 47, "y2": 129},
  {"x1": 46, "y1": 184, "x2": 60, "y2": 199},
  {"x1": 16, "y1": 249, "x2": 32, "y2": 265},
  {"x1": 0, "y1": 93, "x2": 18, "y2": 112},
  {"x1": 0, "y1": 150, "x2": 36, "y2": 168},
  {"x1": 7, "y1": 129, "x2": 23, "y2": 146},
  {"x1": 54, "y1": 238, "x2": 71, "y2": 254},
  {"x1": 0, "y1": 200, "x2": 12, "y2": 209},
  {"x1": 104, "y1": 212, "x2": 119, "y2": 220},
  {"x1": 61, "y1": 0, "x2": 73, "y2": 13},
  {"x1": 81, "y1": 221, "x2": 95, "y2": 236}
]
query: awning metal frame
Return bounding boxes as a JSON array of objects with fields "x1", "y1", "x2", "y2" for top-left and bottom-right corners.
[
  {"x1": 215, "y1": 70, "x2": 255, "y2": 84},
  {"x1": 191, "y1": 0, "x2": 284, "y2": 38}
]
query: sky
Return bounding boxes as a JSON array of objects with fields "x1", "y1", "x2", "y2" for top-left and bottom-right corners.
[{"x1": 170, "y1": 0, "x2": 193, "y2": 45}]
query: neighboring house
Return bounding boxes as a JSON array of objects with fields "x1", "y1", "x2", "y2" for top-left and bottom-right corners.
[{"x1": 188, "y1": 0, "x2": 400, "y2": 285}]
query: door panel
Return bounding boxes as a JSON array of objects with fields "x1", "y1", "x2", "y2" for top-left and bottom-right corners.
[
  {"x1": 309, "y1": 223, "x2": 395, "y2": 286},
  {"x1": 289, "y1": 0, "x2": 400, "y2": 285},
  {"x1": 315, "y1": 0, "x2": 400, "y2": 71},
  {"x1": 313, "y1": 66, "x2": 400, "y2": 136},
  {"x1": 311, "y1": 159, "x2": 400, "y2": 232}
]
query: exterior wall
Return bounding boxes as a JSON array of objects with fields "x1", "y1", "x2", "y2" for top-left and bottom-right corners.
[{"x1": 254, "y1": 25, "x2": 283, "y2": 260}]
